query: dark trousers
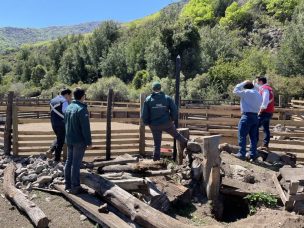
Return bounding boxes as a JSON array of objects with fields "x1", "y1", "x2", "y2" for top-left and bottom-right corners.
[
  {"x1": 51, "y1": 124, "x2": 65, "y2": 162},
  {"x1": 149, "y1": 122, "x2": 188, "y2": 161},
  {"x1": 238, "y1": 113, "x2": 259, "y2": 158},
  {"x1": 258, "y1": 112, "x2": 273, "y2": 147},
  {"x1": 64, "y1": 143, "x2": 86, "y2": 189}
]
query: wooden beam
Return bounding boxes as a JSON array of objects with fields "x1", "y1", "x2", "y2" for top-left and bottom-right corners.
[
  {"x1": 3, "y1": 163, "x2": 49, "y2": 228},
  {"x1": 54, "y1": 184, "x2": 132, "y2": 228},
  {"x1": 4, "y1": 91, "x2": 13, "y2": 155},
  {"x1": 80, "y1": 170, "x2": 192, "y2": 228}
]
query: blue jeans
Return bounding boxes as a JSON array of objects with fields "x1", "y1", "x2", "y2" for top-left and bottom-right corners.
[
  {"x1": 150, "y1": 122, "x2": 188, "y2": 161},
  {"x1": 258, "y1": 112, "x2": 273, "y2": 147},
  {"x1": 64, "y1": 143, "x2": 86, "y2": 189},
  {"x1": 238, "y1": 113, "x2": 259, "y2": 158}
]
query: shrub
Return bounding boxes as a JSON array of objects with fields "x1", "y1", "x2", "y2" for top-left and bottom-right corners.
[
  {"x1": 220, "y1": 1, "x2": 254, "y2": 29},
  {"x1": 132, "y1": 70, "x2": 152, "y2": 89},
  {"x1": 263, "y1": 0, "x2": 299, "y2": 21},
  {"x1": 86, "y1": 76, "x2": 129, "y2": 101},
  {"x1": 22, "y1": 87, "x2": 41, "y2": 97},
  {"x1": 244, "y1": 192, "x2": 277, "y2": 215},
  {"x1": 180, "y1": 0, "x2": 216, "y2": 25}
]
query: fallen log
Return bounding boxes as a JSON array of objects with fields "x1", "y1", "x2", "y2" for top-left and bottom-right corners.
[
  {"x1": 100, "y1": 160, "x2": 166, "y2": 173},
  {"x1": 111, "y1": 178, "x2": 147, "y2": 191},
  {"x1": 3, "y1": 163, "x2": 49, "y2": 228},
  {"x1": 93, "y1": 154, "x2": 139, "y2": 168},
  {"x1": 149, "y1": 176, "x2": 191, "y2": 204},
  {"x1": 147, "y1": 180, "x2": 170, "y2": 212},
  {"x1": 54, "y1": 184, "x2": 132, "y2": 228},
  {"x1": 80, "y1": 170, "x2": 192, "y2": 228}
]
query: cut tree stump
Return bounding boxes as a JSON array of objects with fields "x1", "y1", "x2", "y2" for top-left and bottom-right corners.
[
  {"x1": 54, "y1": 184, "x2": 133, "y2": 228},
  {"x1": 3, "y1": 163, "x2": 49, "y2": 228},
  {"x1": 80, "y1": 170, "x2": 192, "y2": 228}
]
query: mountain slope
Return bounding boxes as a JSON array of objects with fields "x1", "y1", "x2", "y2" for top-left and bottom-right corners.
[{"x1": 0, "y1": 21, "x2": 102, "y2": 51}]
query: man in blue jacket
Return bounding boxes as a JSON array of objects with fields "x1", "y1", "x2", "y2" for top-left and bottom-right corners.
[
  {"x1": 141, "y1": 82, "x2": 188, "y2": 161},
  {"x1": 64, "y1": 88, "x2": 92, "y2": 194},
  {"x1": 47, "y1": 89, "x2": 72, "y2": 162},
  {"x1": 233, "y1": 80, "x2": 262, "y2": 161}
]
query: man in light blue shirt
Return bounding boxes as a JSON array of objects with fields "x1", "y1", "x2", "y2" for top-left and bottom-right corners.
[{"x1": 233, "y1": 80, "x2": 262, "y2": 160}]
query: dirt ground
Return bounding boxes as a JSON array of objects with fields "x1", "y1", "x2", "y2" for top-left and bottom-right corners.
[
  {"x1": 0, "y1": 184, "x2": 94, "y2": 228},
  {"x1": 1, "y1": 123, "x2": 304, "y2": 227},
  {"x1": 1, "y1": 155, "x2": 304, "y2": 228}
]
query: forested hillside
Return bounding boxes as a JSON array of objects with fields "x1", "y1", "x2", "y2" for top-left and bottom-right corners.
[
  {"x1": 0, "y1": 0, "x2": 303, "y2": 101},
  {"x1": 0, "y1": 21, "x2": 101, "y2": 52}
]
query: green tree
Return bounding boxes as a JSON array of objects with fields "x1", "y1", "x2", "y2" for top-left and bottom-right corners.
[
  {"x1": 180, "y1": 0, "x2": 216, "y2": 25},
  {"x1": 145, "y1": 39, "x2": 174, "y2": 77},
  {"x1": 276, "y1": 3, "x2": 304, "y2": 76},
  {"x1": 31, "y1": 65, "x2": 46, "y2": 85},
  {"x1": 200, "y1": 26, "x2": 242, "y2": 72},
  {"x1": 132, "y1": 70, "x2": 152, "y2": 89},
  {"x1": 99, "y1": 43, "x2": 128, "y2": 81},
  {"x1": 88, "y1": 21, "x2": 120, "y2": 77},
  {"x1": 58, "y1": 45, "x2": 87, "y2": 84},
  {"x1": 0, "y1": 61, "x2": 11, "y2": 76},
  {"x1": 220, "y1": 1, "x2": 254, "y2": 29},
  {"x1": 263, "y1": 0, "x2": 299, "y2": 21}
]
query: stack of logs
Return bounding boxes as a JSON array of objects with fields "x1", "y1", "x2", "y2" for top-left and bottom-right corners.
[{"x1": 2, "y1": 134, "x2": 223, "y2": 227}]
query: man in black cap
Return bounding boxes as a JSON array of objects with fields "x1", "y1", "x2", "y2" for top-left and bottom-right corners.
[{"x1": 141, "y1": 82, "x2": 188, "y2": 161}]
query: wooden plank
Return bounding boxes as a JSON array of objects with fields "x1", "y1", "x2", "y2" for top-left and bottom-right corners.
[
  {"x1": 54, "y1": 184, "x2": 132, "y2": 228},
  {"x1": 280, "y1": 167, "x2": 304, "y2": 182},
  {"x1": 18, "y1": 151, "x2": 140, "y2": 157},
  {"x1": 272, "y1": 173, "x2": 287, "y2": 204},
  {"x1": 0, "y1": 106, "x2": 7, "y2": 111},
  {"x1": 17, "y1": 129, "x2": 139, "y2": 135},
  {"x1": 4, "y1": 91, "x2": 13, "y2": 155}
]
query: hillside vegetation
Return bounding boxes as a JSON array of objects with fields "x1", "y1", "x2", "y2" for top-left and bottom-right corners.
[
  {"x1": 0, "y1": 0, "x2": 303, "y2": 101},
  {"x1": 0, "y1": 22, "x2": 101, "y2": 52}
]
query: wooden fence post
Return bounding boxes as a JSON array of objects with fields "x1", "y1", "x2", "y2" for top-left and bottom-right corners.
[
  {"x1": 4, "y1": 91, "x2": 14, "y2": 155},
  {"x1": 12, "y1": 103, "x2": 18, "y2": 156},
  {"x1": 106, "y1": 88, "x2": 113, "y2": 160},
  {"x1": 279, "y1": 95, "x2": 282, "y2": 108},
  {"x1": 139, "y1": 93, "x2": 146, "y2": 155}
]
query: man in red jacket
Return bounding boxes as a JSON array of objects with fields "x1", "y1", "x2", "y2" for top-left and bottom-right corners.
[{"x1": 256, "y1": 76, "x2": 275, "y2": 150}]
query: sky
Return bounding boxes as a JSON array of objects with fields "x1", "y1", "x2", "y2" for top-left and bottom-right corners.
[{"x1": 0, "y1": 0, "x2": 179, "y2": 28}]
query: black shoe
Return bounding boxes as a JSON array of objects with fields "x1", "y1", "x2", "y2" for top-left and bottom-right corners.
[{"x1": 249, "y1": 154, "x2": 259, "y2": 162}]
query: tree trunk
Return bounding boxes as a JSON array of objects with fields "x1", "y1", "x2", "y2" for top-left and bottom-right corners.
[
  {"x1": 93, "y1": 154, "x2": 138, "y2": 168},
  {"x1": 80, "y1": 170, "x2": 192, "y2": 228},
  {"x1": 100, "y1": 160, "x2": 166, "y2": 173},
  {"x1": 3, "y1": 163, "x2": 49, "y2": 228}
]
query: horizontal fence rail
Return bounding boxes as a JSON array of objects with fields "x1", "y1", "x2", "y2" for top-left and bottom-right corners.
[{"x1": 0, "y1": 94, "x2": 304, "y2": 162}]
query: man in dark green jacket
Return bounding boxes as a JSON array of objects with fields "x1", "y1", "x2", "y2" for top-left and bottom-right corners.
[
  {"x1": 142, "y1": 82, "x2": 188, "y2": 161},
  {"x1": 64, "y1": 88, "x2": 92, "y2": 194}
]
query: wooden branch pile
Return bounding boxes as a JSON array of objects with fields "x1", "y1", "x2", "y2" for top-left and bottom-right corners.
[
  {"x1": 54, "y1": 153, "x2": 193, "y2": 227},
  {"x1": 273, "y1": 167, "x2": 304, "y2": 213}
]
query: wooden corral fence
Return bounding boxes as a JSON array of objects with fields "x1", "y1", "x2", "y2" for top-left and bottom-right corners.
[{"x1": 2, "y1": 92, "x2": 304, "y2": 162}]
